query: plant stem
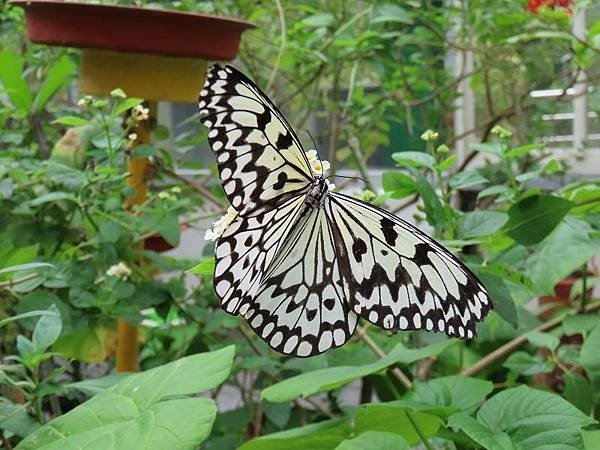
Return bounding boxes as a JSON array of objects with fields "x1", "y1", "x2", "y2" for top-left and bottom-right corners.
[
  {"x1": 356, "y1": 326, "x2": 413, "y2": 390},
  {"x1": 406, "y1": 409, "x2": 435, "y2": 450},
  {"x1": 580, "y1": 262, "x2": 588, "y2": 313},
  {"x1": 462, "y1": 299, "x2": 600, "y2": 377}
]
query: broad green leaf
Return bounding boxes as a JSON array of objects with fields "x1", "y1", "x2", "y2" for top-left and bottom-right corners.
[
  {"x1": 458, "y1": 211, "x2": 508, "y2": 238},
  {"x1": 526, "y1": 331, "x2": 559, "y2": 351},
  {"x1": 113, "y1": 97, "x2": 144, "y2": 116},
  {"x1": 580, "y1": 325, "x2": 600, "y2": 388},
  {"x1": 477, "y1": 185, "x2": 512, "y2": 200},
  {"x1": 23, "y1": 192, "x2": 78, "y2": 207},
  {"x1": 392, "y1": 151, "x2": 435, "y2": 169},
  {"x1": 437, "y1": 154, "x2": 457, "y2": 171},
  {"x1": 505, "y1": 143, "x2": 545, "y2": 160},
  {"x1": 335, "y1": 431, "x2": 409, "y2": 450},
  {"x1": 469, "y1": 143, "x2": 504, "y2": 155},
  {"x1": 371, "y1": 4, "x2": 412, "y2": 24},
  {"x1": 99, "y1": 221, "x2": 122, "y2": 243},
  {"x1": 448, "y1": 414, "x2": 518, "y2": 450},
  {"x1": 33, "y1": 55, "x2": 76, "y2": 112},
  {"x1": 16, "y1": 346, "x2": 234, "y2": 450},
  {"x1": 263, "y1": 401, "x2": 291, "y2": 429},
  {"x1": 0, "y1": 50, "x2": 33, "y2": 110},
  {"x1": 412, "y1": 171, "x2": 445, "y2": 231},
  {"x1": 563, "y1": 314, "x2": 600, "y2": 337},
  {"x1": 503, "y1": 351, "x2": 554, "y2": 376},
  {"x1": 0, "y1": 399, "x2": 39, "y2": 438},
  {"x1": 381, "y1": 172, "x2": 417, "y2": 198},
  {"x1": 582, "y1": 429, "x2": 600, "y2": 450},
  {"x1": 262, "y1": 340, "x2": 455, "y2": 402},
  {"x1": 477, "y1": 273, "x2": 517, "y2": 328},
  {"x1": 53, "y1": 116, "x2": 89, "y2": 126},
  {"x1": 0, "y1": 262, "x2": 53, "y2": 275},
  {"x1": 32, "y1": 305, "x2": 62, "y2": 351},
  {"x1": 477, "y1": 386, "x2": 596, "y2": 449},
  {"x1": 156, "y1": 212, "x2": 180, "y2": 246},
  {"x1": 478, "y1": 263, "x2": 533, "y2": 289},
  {"x1": 68, "y1": 373, "x2": 132, "y2": 396},
  {"x1": 449, "y1": 171, "x2": 488, "y2": 190},
  {"x1": 0, "y1": 310, "x2": 56, "y2": 328},
  {"x1": 564, "y1": 372, "x2": 593, "y2": 415},
  {"x1": 524, "y1": 219, "x2": 600, "y2": 294},
  {"x1": 503, "y1": 194, "x2": 573, "y2": 246},
  {"x1": 187, "y1": 258, "x2": 216, "y2": 276},
  {"x1": 404, "y1": 376, "x2": 493, "y2": 411}
]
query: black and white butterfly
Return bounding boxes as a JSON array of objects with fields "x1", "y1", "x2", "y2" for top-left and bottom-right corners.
[{"x1": 198, "y1": 65, "x2": 492, "y2": 357}]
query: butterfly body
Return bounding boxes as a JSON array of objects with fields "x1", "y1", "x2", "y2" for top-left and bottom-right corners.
[{"x1": 199, "y1": 64, "x2": 492, "y2": 357}]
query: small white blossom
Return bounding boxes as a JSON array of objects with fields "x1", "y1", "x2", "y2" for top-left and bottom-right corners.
[
  {"x1": 420, "y1": 129, "x2": 439, "y2": 142},
  {"x1": 325, "y1": 179, "x2": 336, "y2": 191},
  {"x1": 204, "y1": 206, "x2": 238, "y2": 241},
  {"x1": 128, "y1": 132, "x2": 138, "y2": 141},
  {"x1": 77, "y1": 95, "x2": 93, "y2": 107},
  {"x1": 171, "y1": 186, "x2": 182, "y2": 194},
  {"x1": 306, "y1": 149, "x2": 330, "y2": 176},
  {"x1": 106, "y1": 262, "x2": 132, "y2": 280},
  {"x1": 132, "y1": 104, "x2": 150, "y2": 121},
  {"x1": 110, "y1": 88, "x2": 127, "y2": 99},
  {"x1": 158, "y1": 191, "x2": 170, "y2": 200}
]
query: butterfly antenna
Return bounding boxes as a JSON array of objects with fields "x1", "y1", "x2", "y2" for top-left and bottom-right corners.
[
  {"x1": 326, "y1": 174, "x2": 369, "y2": 184},
  {"x1": 306, "y1": 129, "x2": 318, "y2": 150}
]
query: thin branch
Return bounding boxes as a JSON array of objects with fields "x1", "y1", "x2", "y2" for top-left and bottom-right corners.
[
  {"x1": 265, "y1": 0, "x2": 286, "y2": 93},
  {"x1": 356, "y1": 326, "x2": 413, "y2": 390},
  {"x1": 462, "y1": 300, "x2": 600, "y2": 377}
]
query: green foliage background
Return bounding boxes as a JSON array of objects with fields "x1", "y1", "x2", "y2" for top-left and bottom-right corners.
[{"x1": 1, "y1": 1, "x2": 600, "y2": 449}]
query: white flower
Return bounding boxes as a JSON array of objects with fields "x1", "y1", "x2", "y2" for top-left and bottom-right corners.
[
  {"x1": 306, "y1": 149, "x2": 330, "y2": 176},
  {"x1": 204, "y1": 206, "x2": 238, "y2": 241},
  {"x1": 128, "y1": 132, "x2": 138, "y2": 141},
  {"x1": 77, "y1": 95, "x2": 93, "y2": 107},
  {"x1": 132, "y1": 104, "x2": 150, "y2": 122},
  {"x1": 106, "y1": 262, "x2": 132, "y2": 280},
  {"x1": 110, "y1": 88, "x2": 127, "y2": 99},
  {"x1": 158, "y1": 191, "x2": 170, "y2": 200},
  {"x1": 325, "y1": 179, "x2": 336, "y2": 191},
  {"x1": 420, "y1": 129, "x2": 439, "y2": 142},
  {"x1": 171, "y1": 186, "x2": 182, "y2": 194}
]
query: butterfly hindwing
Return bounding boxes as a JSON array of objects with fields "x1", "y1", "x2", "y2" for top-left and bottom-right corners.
[
  {"x1": 198, "y1": 65, "x2": 314, "y2": 215},
  {"x1": 242, "y1": 205, "x2": 358, "y2": 357},
  {"x1": 327, "y1": 192, "x2": 491, "y2": 339}
]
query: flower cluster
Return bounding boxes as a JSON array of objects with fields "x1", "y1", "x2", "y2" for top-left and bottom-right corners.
[
  {"x1": 132, "y1": 104, "x2": 150, "y2": 122},
  {"x1": 420, "y1": 129, "x2": 439, "y2": 142},
  {"x1": 306, "y1": 150, "x2": 331, "y2": 176},
  {"x1": 77, "y1": 95, "x2": 93, "y2": 107},
  {"x1": 204, "y1": 206, "x2": 238, "y2": 241},
  {"x1": 526, "y1": 0, "x2": 572, "y2": 14},
  {"x1": 106, "y1": 262, "x2": 132, "y2": 280}
]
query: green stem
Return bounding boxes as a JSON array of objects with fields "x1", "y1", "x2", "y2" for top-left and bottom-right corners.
[
  {"x1": 382, "y1": 371, "x2": 402, "y2": 399},
  {"x1": 580, "y1": 262, "x2": 588, "y2": 313},
  {"x1": 406, "y1": 409, "x2": 435, "y2": 450}
]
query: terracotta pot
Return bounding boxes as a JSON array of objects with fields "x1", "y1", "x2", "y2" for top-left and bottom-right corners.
[{"x1": 144, "y1": 224, "x2": 189, "y2": 253}]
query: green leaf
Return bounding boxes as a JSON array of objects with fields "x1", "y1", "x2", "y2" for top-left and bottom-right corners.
[
  {"x1": 32, "y1": 305, "x2": 62, "y2": 351},
  {"x1": 505, "y1": 143, "x2": 545, "y2": 160},
  {"x1": 372, "y1": 4, "x2": 412, "y2": 24},
  {"x1": 0, "y1": 399, "x2": 39, "y2": 438},
  {"x1": 458, "y1": 211, "x2": 508, "y2": 238},
  {"x1": 381, "y1": 172, "x2": 417, "y2": 198},
  {"x1": 261, "y1": 340, "x2": 455, "y2": 402},
  {"x1": 68, "y1": 373, "x2": 132, "y2": 396},
  {"x1": 503, "y1": 351, "x2": 554, "y2": 376},
  {"x1": 449, "y1": 171, "x2": 488, "y2": 190},
  {"x1": 477, "y1": 386, "x2": 596, "y2": 449},
  {"x1": 99, "y1": 221, "x2": 122, "y2": 243},
  {"x1": 53, "y1": 116, "x2": 89, "y2": 126},
  {"x1": 156, "y1": 212, "x2": 180, "y2": 247},
  {"x1": 131, "y1": 144, "x2": 158, "y2": 158},
  {"x1": 187, "y1": 258, "x2": 215, "y2": 276},
  {"x1": 477, "y1": 273, "x2": 517, "y2": 328},
  {"x1": 336, "y1": 431, "x2": 410, "y2": 450},
  {"x1": 447, "y1": 414, "x2": 518, "y2": 450},
  {"x1": 563, "y1": 314, "x2": 600, "y2": 337},
  {"x1": 506, "y1": 30, "x2": 575, "y2": 44},
  {"x1": 0, "y1": 310, "x2": 57, "y2": 328},
  {"x1": 477, "y1": 185, "x2": 512, "y2": 200},
  {"x1": 33, "y1": 55, "x2": 76, "y2": 112},
  {"x1": 16, "y1": 346, "x2": 235, "y2": 450},
  {"x1": 437, "y1": 154, "x2": 458, "y2": 171},
  {"x1": 503, "y1": 194, "x2": 574, "y2": 246},
  {"x1": 564, "y1": 372, "x2": 593, "y2": 415},
  {"x1": 113, "y1": 97, "x2": 144, "y2": 116},
  {"x1": 580, "y1": 325, "x2": 600, "y2": 388},
  {"x1": 0, "y1": 50, "x2": 33, "y2": 110},
  {"x1": 412, "y1": 171, "x2": 445, "y2": 231},
  {"x1": 526, "y1": 331, "x2": 559, "y2": 351},
  {"x1": 469, "y1": 143, "x2": 504, "y2": 155},
  {"x1": 263, "y1": 401, "x2": 291, "y2": 429},
  {"x1": 405, "y1": 376, "x2": 493, "y2": 411},
  {"x1": 23, "y1": 192, "x2": 78, "y2": 207},
  {"x1": 302, "y1": 13, "x2": 335, "y2": 27},
  {"x1": 392, "y1": 151, "x2": 435, "y2": 169},
  {"x1": 582, "y1": 429, "x2": 600, "y2": 450},
  {"x1": 0, "y1": 262, "x2": 53, "y2": 275}
]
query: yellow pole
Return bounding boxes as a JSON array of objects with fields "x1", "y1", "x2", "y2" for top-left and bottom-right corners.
[{"x1": 115, "y1": 101, "x2": 155, "y2": 373}]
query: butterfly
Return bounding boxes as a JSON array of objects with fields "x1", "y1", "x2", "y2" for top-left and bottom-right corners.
[{"x1": 198, "y1": 64, "x2": 492, "y2": 357}]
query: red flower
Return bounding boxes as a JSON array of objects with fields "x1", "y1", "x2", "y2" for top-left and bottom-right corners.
[{"x1": 526, "y1": 0, "x2": 572, "y2": 14}]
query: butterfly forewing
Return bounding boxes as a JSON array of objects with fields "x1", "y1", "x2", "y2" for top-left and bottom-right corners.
[
  {"x1": 198, "y1": 65, "x2": 313, "y2": 215},
  {"x1": 328, "y1": 192, "x2": 491, "y2": 339}
]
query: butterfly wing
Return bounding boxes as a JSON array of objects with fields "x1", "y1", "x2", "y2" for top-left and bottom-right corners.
[
  {"x1": 199, "y1": 65, "x2": 314, "y2": 215},
  {"x1": 242, "y1": 205, "x2": 358, "y2": 357},
  {"x1": 214, "y1": 194, "x2": 307, "y2": 315},
  {"x1": 327, "y1": 192, "x2": 492, "y2": 339}
]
